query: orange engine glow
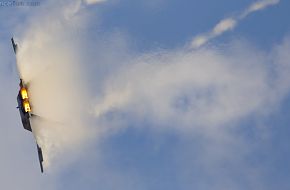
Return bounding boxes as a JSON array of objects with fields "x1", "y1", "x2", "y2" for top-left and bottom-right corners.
[
  {"x1": 21, "y1": 87, "x2": 29, "y2": 99},
  {"x1": 23, "y1": 100, "x2": 31, "y2": 112}
]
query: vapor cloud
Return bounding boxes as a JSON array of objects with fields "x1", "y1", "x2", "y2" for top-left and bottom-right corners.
[
  {"x1": 15, "y1": 0, "x2": 102, "y2": 170},
  {"x1": 191, "y1": 0, "x2": 280, "y2": 48}
]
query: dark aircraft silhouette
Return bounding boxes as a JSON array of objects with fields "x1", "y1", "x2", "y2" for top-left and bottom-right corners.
[{"x1": 12, "y1": 38, "x2": 44, "y2": 173}]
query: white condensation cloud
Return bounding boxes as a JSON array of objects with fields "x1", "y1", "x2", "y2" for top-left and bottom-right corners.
[
  {"x1": 87, "y1": 37, "x2": 290, "y2": 190},
  {"x1": 191, "y1": 0, "x2": 280, "y2": 48},
  {"x1": 14, "y1": 0, "x2": 104, "y2": 171},
  {"x1": 94, "y1": 39, "x2": 290, "y2": 134}
]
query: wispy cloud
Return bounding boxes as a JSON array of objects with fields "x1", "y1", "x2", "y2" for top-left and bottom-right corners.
[
  {"x1": 191, "y1": 0, "x2": 280, "y2": 48},
  {"x1": 94, "y1": 39, "x2": 290, "y2": 134},
  {"x1": 89, "y1": 35, "x2": 290, "y2": 190}
]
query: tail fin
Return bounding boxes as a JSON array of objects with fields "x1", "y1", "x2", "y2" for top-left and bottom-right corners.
[{"x1": 11, "y1": 38, "x2": 18, "y2": 54}]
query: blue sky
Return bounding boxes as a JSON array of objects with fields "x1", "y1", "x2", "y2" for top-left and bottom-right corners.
[{"x1": 0, "y1": 0, "x2": 290, "y2": 190}]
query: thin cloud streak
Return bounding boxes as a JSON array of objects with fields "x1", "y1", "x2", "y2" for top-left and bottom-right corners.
[{"x1": 191, "y1": 0, "x2": 280, "y2": 48}]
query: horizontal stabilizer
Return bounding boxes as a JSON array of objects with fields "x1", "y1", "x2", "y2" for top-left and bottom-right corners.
[
  {"x1": 37, "y1": 144, "x2": 44, "y2": 173},
  {"x1": 11, "y1": 38, "x2": 18, "y2": 54}
]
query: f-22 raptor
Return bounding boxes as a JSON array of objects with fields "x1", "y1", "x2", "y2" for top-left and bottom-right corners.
[{"x1": 12, "y1": 38, "x2": 44, "y2": 173}]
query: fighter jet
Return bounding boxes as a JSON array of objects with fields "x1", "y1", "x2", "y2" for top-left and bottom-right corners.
[{"x1": 12, "y1": 38, "x2": 44, "y2": 173}]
